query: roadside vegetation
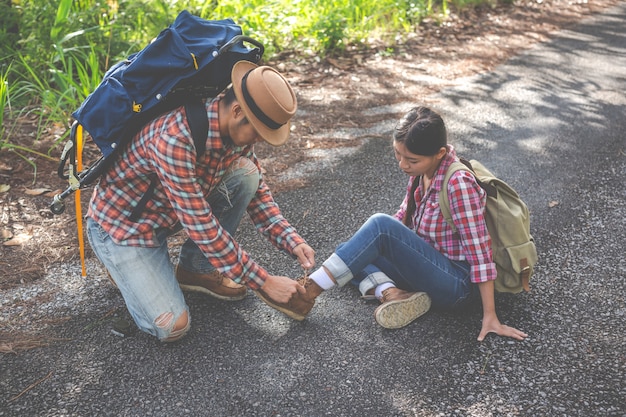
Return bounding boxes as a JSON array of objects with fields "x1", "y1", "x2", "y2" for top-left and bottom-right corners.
[{"x1": 0, "y1": 0, "x2": 505, "y2": 155}]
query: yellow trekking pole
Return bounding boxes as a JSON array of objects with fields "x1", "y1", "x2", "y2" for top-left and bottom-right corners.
[{"x1": 74, "y1": 124, "x2": 87, "y2": 278}]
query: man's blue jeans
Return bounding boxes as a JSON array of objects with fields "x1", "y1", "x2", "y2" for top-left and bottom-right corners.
[
  {"x1": 86, "y1": 157, "x2": 260, "y2": 340},
  {"x1": 322, "y1": 213, "x2": 475, "y2": 309}
]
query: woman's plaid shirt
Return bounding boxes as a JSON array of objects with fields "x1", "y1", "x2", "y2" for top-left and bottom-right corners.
[
  {"x1": 395, "y1": 146, "x2": 497, "y2": 284},
  {"x1": 87, "y1": 97, "x2": 305, "y2": 289}
]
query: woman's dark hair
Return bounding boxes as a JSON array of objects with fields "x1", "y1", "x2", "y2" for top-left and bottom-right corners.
[
  {"x1": 395, "y1": 106, "x2": 447, "y2": 227},
  {"x1": 393, "y1": 106, "x2": 447, "y2": 156}
]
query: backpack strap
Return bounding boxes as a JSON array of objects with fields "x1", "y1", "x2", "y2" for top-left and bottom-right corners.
[
  {"x1": 129, "y1": 98, "x2": 208, "y2": 222},
  {"x1": 184, "y1": 97, "x2": 209, "y2": 156},
  {"x1": 439, "y1": 158, "x2": 499, "y2": 234},
  {"x1": 439, "y1": 161, "x2": 471, "y2": 234},
  {"x1": 129, "y1": 175, "x2": 159, "y2": 222}
]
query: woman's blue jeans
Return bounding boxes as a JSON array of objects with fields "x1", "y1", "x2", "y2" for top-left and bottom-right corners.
[
  {"x1": 86, "y1": 157, "x2": 260, "y2": 340},
  {"x1": 322, "y1": 213, "x2": 474, "y2": 309}
]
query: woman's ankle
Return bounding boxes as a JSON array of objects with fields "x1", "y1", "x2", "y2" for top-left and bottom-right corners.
[
  {"x1": 374, "y1": 282, "x2": 396, "y2": 301},
  {"x1": 309, "y1": 266, "x2": 336, "y2": 290}
]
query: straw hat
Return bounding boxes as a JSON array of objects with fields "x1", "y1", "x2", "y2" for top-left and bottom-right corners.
[{"x1": 231, "y1": 61, "x2": 297, "y2": 146}]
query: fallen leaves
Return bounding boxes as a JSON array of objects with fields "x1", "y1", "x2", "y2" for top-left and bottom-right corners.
[
  {"x1": 1, "y1": 185, "x2": 58, "y2": 196},
  {"x1": 3, "y1": 233, "x2": 32, "y2": 246},
  {"x1": 0, "y1": 338, "x2": 51, "y2": 354},
  {"x1": 23, "y1": 188, "x2": 52, "y2": 196}
]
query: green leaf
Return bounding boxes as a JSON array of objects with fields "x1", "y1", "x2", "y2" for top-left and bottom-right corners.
[{"x1": 50, "y1": 0, "x2": 73, "y2": 42}]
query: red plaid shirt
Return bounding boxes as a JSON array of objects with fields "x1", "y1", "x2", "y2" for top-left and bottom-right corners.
[
  {"x1": 394, "y1": 146, "x2": 496, "y2": 284},
  {"x1": 88, "y1": 96, "x2": 305, "y2": 289}
]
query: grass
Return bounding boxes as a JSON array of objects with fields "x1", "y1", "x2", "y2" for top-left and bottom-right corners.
[
  {"x1": 0, "y1": 65, "x2": 9, "y2": 142},
  {"x1": 1, "y1": 0, "x2": 488, "y2": 156}
]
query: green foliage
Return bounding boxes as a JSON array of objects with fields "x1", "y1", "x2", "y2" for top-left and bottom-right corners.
[
  {"x1": 449, "y1": 0, "x2": 495, "y2": 11},
  {"x1": 0, "y1": 66, "x2": 10, "y2": 142},
  {"x1": 3, "y1": 0, "x2": 492, "y2": 155},
  {"x1": 204, "y1": 0, "x2": 440, "y2": 56},
  {"x1": 0, "y1": 1, "x2": 21, "y2": 59}
]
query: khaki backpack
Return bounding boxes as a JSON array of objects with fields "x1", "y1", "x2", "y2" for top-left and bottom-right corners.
[{"x1": 439, "y1": 159, "x2": 538, "y2": 293}]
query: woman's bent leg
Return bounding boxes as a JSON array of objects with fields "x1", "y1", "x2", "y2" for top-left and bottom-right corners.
[
  {"x1": 350, "y1": 264, "x2": 395, "y2": 298},
  {"x1": 323, "y1": 213, "x2": 472, "y2": 308}
]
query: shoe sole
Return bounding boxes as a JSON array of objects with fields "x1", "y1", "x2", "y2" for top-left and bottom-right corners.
[
  {"x1": 253, "y1": 290, "x2": 306, "y2": 321},
  {"x1": 179, "y1": 283, "x2": 247, "y2": 301},
  {"x1": 374, "y1": 292, "x2": 431, "y2": 329}
]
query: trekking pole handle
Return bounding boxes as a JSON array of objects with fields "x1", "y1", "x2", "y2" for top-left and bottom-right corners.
[{"x1": 219, "y1": 35, "x2": 264, "y2": 58}]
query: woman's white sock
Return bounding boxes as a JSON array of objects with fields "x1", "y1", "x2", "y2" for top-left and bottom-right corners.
[
  {"x1": 309, "y1": 268, "x2": 336, "y2": 290},
  {"x1": 374, "y1": 282, "x2": 396, "y2": 300}
]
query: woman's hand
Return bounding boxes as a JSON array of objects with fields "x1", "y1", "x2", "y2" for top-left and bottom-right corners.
[
  {"x1": 477, "y1": 280, "x2": 528, "y2": 342},
  {"x1": 478, "y1": 314, "x2": 528, "y2": 341}
]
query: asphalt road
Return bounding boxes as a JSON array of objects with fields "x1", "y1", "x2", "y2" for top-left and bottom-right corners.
[{"x1": 2, "y1": 3, "x2": 625, "y2": 416}]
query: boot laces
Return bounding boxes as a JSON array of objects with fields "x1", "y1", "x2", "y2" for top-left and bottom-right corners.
[{"x1": 296, "y1": 276, "x2": 311, "y2": 287}]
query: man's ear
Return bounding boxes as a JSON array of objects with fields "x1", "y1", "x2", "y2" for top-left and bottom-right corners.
[
  {"x1": 231, "y1": 102, "x2": 244, "y2": 119},
  {"x1": 437, "y1": 146, "x2": 447, "y2": 160}
]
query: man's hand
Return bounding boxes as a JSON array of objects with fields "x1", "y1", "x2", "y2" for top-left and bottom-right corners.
[
  {"x1": 261, "y1": 274, "x2": 306, "y2": 304},
  {"x1": 292, "y1": 243, "x2": 315, "y2": 270}
]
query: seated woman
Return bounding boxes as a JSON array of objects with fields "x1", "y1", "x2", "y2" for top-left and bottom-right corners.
[{"x1": 261, "y1": 106, "x2": 528, "y2": 341}]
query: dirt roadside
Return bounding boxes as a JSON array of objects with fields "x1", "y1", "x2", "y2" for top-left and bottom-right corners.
[{"x1": 0, "y1": 0, "x2": 620, "y2": 290}]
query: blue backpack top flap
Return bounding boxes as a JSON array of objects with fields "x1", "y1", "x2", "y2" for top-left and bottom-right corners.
[{"x1": 72, "y1": 11, "x2": 242, "y2": 157}]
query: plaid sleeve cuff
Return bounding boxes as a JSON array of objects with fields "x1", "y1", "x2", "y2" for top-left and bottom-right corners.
[
  {"x1": 238, "y1": 261, "x2": 269, "y2": 291},
  {"x1": 470, "y1": 262, "x2": 497, "y2": 284}
]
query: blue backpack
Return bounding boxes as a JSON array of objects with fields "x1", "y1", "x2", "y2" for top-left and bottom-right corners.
[{"x1": 50, "y1": 10, "x2": 264, "y2": 215}]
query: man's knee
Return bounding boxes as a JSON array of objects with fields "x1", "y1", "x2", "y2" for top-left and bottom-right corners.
[
  {"x1": 228, "y1": 157, "x2": 260, "y2": 197},
  {"x1": 156, "y1": 310, "x2": 190, "y2": 342},
  {"x1": 231, "y1": 156, "x2": 258, "y2": 175}
]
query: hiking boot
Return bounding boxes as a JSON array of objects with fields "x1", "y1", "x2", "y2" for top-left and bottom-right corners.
[
  {"x1": 254, "y1": 277, "x2": 323, "y2": 321},
  {"x1": 374, "y1": 288, "x2": 431, "y2": 329},
  {"x1": 175, "y1": 265, "x2": 247, "y2": 301}
]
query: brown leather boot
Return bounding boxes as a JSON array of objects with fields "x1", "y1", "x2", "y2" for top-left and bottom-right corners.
[
  {"x1": 254, "y1": 277, "x2": 323, "y2": 321},
  {"x1": 374, "y1": 288, "x2": 431, "y2": 329},
  {"x1": 175, "y1": 265, "x2": 247, "y2": 301}
]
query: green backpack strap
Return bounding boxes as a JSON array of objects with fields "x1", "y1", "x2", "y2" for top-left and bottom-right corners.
[
  {"x1": 439, "y1": 159, "x2": 497, "y2": 233},
  {"x1": 439, "y1": 161, "x2": 472, "y2": 234}
]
